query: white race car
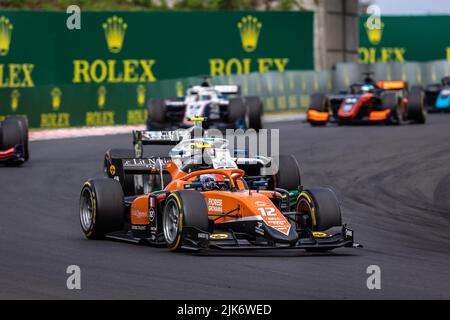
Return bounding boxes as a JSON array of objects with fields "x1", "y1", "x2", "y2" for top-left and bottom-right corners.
[{"x1": 146, "y1": 83, "x2": 263, "y2": 131}]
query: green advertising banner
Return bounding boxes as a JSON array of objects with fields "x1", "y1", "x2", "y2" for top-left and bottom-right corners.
[
  {"x1": 359, "y1": 15, "x2": 450, "y2": 63},
  {"x1": 0, "y1": 10, "x2": 313, "y2": 128}
]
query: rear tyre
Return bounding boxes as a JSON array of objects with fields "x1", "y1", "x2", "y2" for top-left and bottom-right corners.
[
  {"x1": 79, "y1": 179, "x2": 124, "y2": 239},
  {"x1": 228, "y1": 97, "x2": 246, "y2": 123},
  {"x1": 407, "y1": 86, "x2": 427, "y2": 124},
  {"x1": 6, "y1": 116, "x2": 29, "y2": 160},
  {"x1": 147, "y1": 99, "x2": 167, "y2": 129},
  {"x1": 104, "y1": 148, "x2": 136, "y2": 196},
  {"x1": 245, "y1": 96, "x2": 263, "y2": 130},
  {"x1": 296, "y1": 187, "x2": 342, "y2": 252},
  {"x1": 274, "y1": 155, "x2": 301, "y2": 190},
  {"x1": 1, "y1": 118, "x2": 23, "y2": 149},
  {"x1": 163, "y1": 190, "x2": 208, "y2": 252}
]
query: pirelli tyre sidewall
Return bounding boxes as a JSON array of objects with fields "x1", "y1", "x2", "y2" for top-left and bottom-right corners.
[
  {"x1": 163, "y1": 190, "x2": 208, "y2": 252},
  {"x1": 296, "y1": 187, "x2": 342, "y2": 231},
  {"x1": 79, "y1": 179, "x2": 124, "y2": 239}
]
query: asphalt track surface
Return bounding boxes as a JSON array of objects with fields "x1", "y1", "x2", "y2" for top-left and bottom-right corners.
[{"x1": 1, "y1": 114, "x2": 450, "y2": 299}]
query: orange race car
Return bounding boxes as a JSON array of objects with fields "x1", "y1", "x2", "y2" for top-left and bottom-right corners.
[
  {"x1": 79, "y1": 125, "x2": 357, "y2": 252},
  {"x1": 307, "y1": 73, "x2": 426, "y2": 126}
]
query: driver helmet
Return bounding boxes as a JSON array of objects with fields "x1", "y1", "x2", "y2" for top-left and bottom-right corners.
[
  {"x1": 361, "y1": 84, "x2": 374, "y2": 93},
  {"x1": 199, "y1": 174, "x2": 225, "y2": 191}
]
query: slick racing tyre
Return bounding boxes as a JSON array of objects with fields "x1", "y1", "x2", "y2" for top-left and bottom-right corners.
[
  {"x1": 381, "y1": 91, "x2": 401, "y2": 125},
  {"x1": 227, "y1": 97, "x2": 246, "y2": 123},
  {"x1": 308, "y1": 93, "x2": 329, "y2": 126},
  {"x1": 407, "y1": 86, "x2": 427, "y2": 124},
  {"x1": 104, "y1": 148, "x2": 136, "y2": 196},
  {"x1": 1, "y1": 117, "x2": 23, "y2": 149},
  {"x1": 79, "y1": 179, "x2": 124, "y2": 239},
  {"x1": 297, "y1": 187, "x2": 342, "y2": 231},
  {"x1": 163, "y1": 190, "x2": 208, "y2": 252},
  {"x1": 274, "y1": 155, "x2": 301, "y2": 191},
  {"x1": 245, "y1": 96, "x2": 263, "y2": 131},
  {"x1": 296, "y1": 187, "x2": 342, "y2": 252},
  {"x1": 6, "y1": 116, "x2": 29, "y2": 160},
  {"x1": 147, "y1": 99, "x2": 167, "y2": 128},
  {"x1": 0, "y1": 117, "x2": 25, "y2": 165}
]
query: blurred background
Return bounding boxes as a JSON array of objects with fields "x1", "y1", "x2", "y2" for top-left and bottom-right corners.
[{"x1": 0, "y1": 0, "x2": 449, "y2": 127}]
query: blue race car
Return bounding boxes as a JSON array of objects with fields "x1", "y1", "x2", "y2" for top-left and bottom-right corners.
[{"x1": 425, "y1": 76, "x2": 450, "y2": 112}]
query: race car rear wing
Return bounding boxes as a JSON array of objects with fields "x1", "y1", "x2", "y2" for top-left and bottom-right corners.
[
  {"x1": 133, "y1": 129, "x2": 190, "y2": 158},
  {"x1": 213, "y1": 85, "x2": 240, "y2": 95},
  {"x1": 377, "y1": 81, "x2": 407, "y2": 90},
  {"x1": 122, "y1": 157, "x2": 171, "y2": 174}
]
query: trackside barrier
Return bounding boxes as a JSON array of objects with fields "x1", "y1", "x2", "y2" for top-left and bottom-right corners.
[{"x1": 1, "y1": 61, "x2": 449, "y2": 128}]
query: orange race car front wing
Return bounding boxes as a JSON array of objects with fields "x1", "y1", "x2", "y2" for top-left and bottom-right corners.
[{"x1": 179, "y1": 225, "x2": 358, "y2": 251}]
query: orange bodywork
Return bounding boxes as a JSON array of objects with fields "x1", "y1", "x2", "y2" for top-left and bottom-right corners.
[
  {"x1": 131, "y1": 195, "x2": 150, "y2": 225},
  {"x1": 377, "y1": 81, "x2": 406, "y2": 90},
  {"x1": 369, "y1": 109, "x2": 391, "y2": 121},
  {"x1": 134, "y1": 162, "x2": 292, "y2": 235},
  {"x1": 338, "y1": 93, "x2": 374, "y2": 118},
  {"x1": 307, "y1": 109, "x2": 329, "y2": 122}
]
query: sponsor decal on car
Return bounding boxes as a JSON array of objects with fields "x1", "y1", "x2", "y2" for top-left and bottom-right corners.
[
  {"x1": 208, "y1": 198, "x2": 223, "y2": 213},
  {"x1": 210, "y1": 233, "x2": 229, "y2": 240}
]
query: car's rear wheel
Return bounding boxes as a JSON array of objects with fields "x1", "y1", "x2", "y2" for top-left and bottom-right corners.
[
  {"x1": 245, "y1": 96, "x2": 263, "y2": 130},
  {"x1": 79, "y1": 179, "x2": 124, "y2": 239},
  {"x1": 147, "y1": 99, "x2": 167, "y2": 129},
  {"x1": 163, "y1": 190, "x2": 209, "y2": 251},
  {"x1": 228, "y1": 97, "x2": 246, "y2": 123},
  {"x1": 407, "y1": 86, "x2": 427, "y2": 124},
  {"x1": 274, "y1": 154, "x2": 301, "y2": 191}
]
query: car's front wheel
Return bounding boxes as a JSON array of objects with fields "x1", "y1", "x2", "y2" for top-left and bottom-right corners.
[{"x1": 163, "y1": 190, "x2": 209, "y2": 251}]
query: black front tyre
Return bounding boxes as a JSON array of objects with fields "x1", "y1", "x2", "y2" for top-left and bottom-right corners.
[
  {"x1": 163, "y1": 190, "x2": 209, "y2": 252},
  {"x1": 297, "y1": 187, "x2": 342, "y2": 231},
  {"x1": 296, "y1": 187, "x2": 342, "y2": 252},
  {"x1": 79, "y1": 179, "x2": 124, "y2": 239},
  {"x1": 307, "y1": 93, "x2": 329, "y2": 126}
]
